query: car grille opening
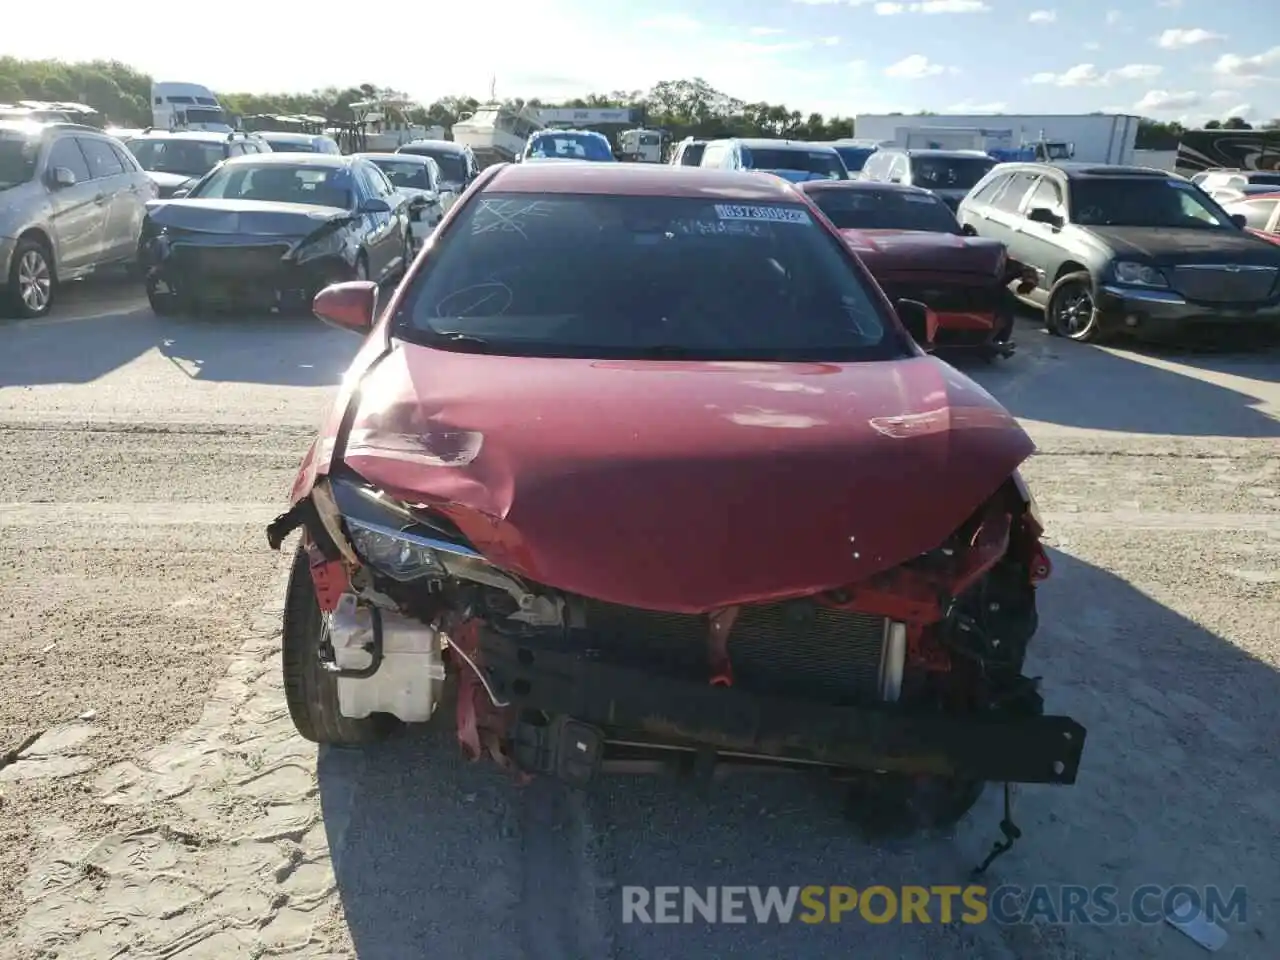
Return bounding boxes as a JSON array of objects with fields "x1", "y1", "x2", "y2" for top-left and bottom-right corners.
[
  {"x1": 875, "y1": 278, "x2": 1001, "y2": 313},
  {"x1": 576, "y1": 597, "x2": 890, "y2": 705},
  {"x1": 1170, "y1": 265, "x2": 1278, "y2": 304},
  {"x1": 170, "y1": 244, "x2": 291, "y2": 279}
]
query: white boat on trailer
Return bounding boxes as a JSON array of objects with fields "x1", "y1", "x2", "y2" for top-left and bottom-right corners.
[
  {"x1": 452, "y1": 99, "x2": 544, "y2": 167},
  {"x1": 345, "y1": 97, "x2": 444, "y2": 152}
]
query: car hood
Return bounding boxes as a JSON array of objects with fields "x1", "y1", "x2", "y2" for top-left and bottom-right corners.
[
  {"x1": 146, "y1": 171, "x2": 200, "y2": 190},
  {"x1": 840, "y1": 229, "x2": 1005, "y2": 276},
  {"x1": 143, "y1": 198, "x2": 352, "y2": 236},
  {"x1": 335, "y1": 344, "x2": 1034, "y2": 612},
  {"x1": 762, "y1": 169, "x2": 836, "y2": 183},
  {"x1": 1086, "y1": 226, "x2": 1280, "y2": 264}
]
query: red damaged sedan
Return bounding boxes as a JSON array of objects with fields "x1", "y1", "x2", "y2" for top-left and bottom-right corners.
[
  {"x1": 799, "y1": 179, "x2": 1036, "y2": 360},
  {"x1": 267, "y1": 163, "x2": 1083, "y2": 859}
]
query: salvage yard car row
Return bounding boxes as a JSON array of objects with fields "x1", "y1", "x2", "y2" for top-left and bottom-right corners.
[{"x1": 0, "y1": 118, "x2": 459, "y2": 318}]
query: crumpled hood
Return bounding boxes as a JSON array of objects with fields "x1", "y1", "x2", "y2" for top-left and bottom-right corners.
[
  {"x1": 143, "y1": 198, "x2": 351, "y2": 236},
  {"x1": 336, "y1": 344, "x2": 1033, "y2": 612},
  {"x1": 840, "y1": 229, "x2": 1006, "y2": 276},
  {"x1": 1086, "y1": 225, "x2": 1280, "y2": 265}
]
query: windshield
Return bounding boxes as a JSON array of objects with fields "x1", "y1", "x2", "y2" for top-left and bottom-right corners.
[
  {"x1": 1070, "y1": 179, "x2": 1232, "y2": 229},
  {"x1": 1247, "y1": 172, "x2": 1280, "y2": 185},
  {"x1": 185, "y1": 107, "x2": 225, "y2": 126},
  {"x1": 128, "y1": 138, "x2": 224, "y2": 177},
  {"x1": 369, "y1": 158, "x2": 431, "y2": 190},
  {"x1": 744, "y1": 147, "x2": 848, "y2": 180},
  {"x1": 809, "y1": 187, "x2": 962, "y2": 234},
  {"x1": 910, "y1": 156, "x2": 995, "y2": 190},
  {"x1": 677, "y1": 142, "x2": 705, "y2": 166},
  {"x1": 265, "y1": 138, "x2": 316, "y2": 153},
  {"x1": 526, "y1": 133, "x2": 614, "y2": 161},
  {"x1": 834, "y1": 146, "x2": 876, "y2": 172},
  {"x1": 395, "y1": 193, "x2": 905, "y2": 361},
  {"x1": 189, "y1": 162, "x2": 354, "y2": 208},
  {"x1": 0, "y1": 132, "x2": 38, "y2": 188},
  {"x1": 400, "y1": 147, "x2": 466, "y2": 183}
]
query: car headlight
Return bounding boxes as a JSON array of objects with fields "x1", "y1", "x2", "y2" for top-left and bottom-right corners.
[
  {"x1": 330, "y1": 476, "x2": 481, "y2": 582},
  {"x1": 1011, "y1": 470, "x2": 1044, "y2": 531},
  {"x1": 1113, "y1": 261, "x2": 1168, "y2": 287}
]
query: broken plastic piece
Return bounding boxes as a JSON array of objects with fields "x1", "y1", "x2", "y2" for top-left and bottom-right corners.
[
  {"x1": 1165, "y1": 894, "x2": 1228, "y2": 952},
  {"x1": 971, "y1": 783, "x2": 1021, "y2": 876}
]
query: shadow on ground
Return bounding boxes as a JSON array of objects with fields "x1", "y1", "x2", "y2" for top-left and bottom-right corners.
[
  {"x1": 948, "y1": 319, "x2": 1280, "y2": 437},
  {"x1": 317, "y1": 548, "x2": 1279, "y2": 960},
  {"x1": 1, "y1": 301, "x2": 359, "y2": 388}
]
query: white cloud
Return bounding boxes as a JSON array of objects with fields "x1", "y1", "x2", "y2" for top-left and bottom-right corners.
[
  {"x1": 1156, "y1": 0, "x2": 1182, "y2": 6},
  {"x1": 946, "y1": 99, "x2": 1009, "y2": 112},
  {"x1": 1209, "y1": 90, "x2": 1235, "y2": 100},
  {"x1": 639, "y1": 14, "x2": 701, "y2": 33},
  {"x1": 874, "y1": 0, "x2": 989, "y2": 13},
  {"x1": 1028, "y1": 63, "x2": 1162, "y2": 86},
  {"x1": 1212, "y1": 46, "x2": 1280, "y2": 83},
  {"x1": 1135, "y1": 89, "x2": 1202, "y2": 112},
  {"x1": 1084, "y1": 41, "x2": 1101, "y2": 51},
  {"x1": 1225, "y1": 103, "x2": 1253, "y2": 118},
  {"x1": 820, "y1": 35, "x2": 841, "y2": 45},
  {"x1": 1105, "y1": 9, "x2": 1122, "y2": 25},
  {"x1": 749, "y1": 26, "x2": 785, "y2": 35},
  {"x1": 1156, "y1": 27, "x2": 1225, "y2": 49},
  {"x1": 1028, "y1": 10, "x2": 1056, "y2": 23},
  {"x1": 884, "y1": 54, "x2": 947, "y2": 78}
]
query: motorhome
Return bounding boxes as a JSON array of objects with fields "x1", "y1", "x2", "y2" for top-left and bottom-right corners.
[
  {"x1": 150, "y1": 82, "x2": 232, "y2": 132},
  {"x1": 618, "y1": 128, "x2": 666, "y2": 162}
]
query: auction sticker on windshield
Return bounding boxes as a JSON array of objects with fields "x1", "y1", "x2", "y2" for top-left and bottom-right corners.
[{"x1": 715, "y1": 204, "x2": 812, "y2": 224}]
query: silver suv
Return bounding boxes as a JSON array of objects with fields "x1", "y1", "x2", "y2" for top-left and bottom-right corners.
[{"x1": 1, "y1": 120, "x2": 158, "y2": 318}]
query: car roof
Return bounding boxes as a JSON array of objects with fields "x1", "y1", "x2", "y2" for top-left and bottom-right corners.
[
  {"x1": 883, "y1": 148, "x2": 993, "y2": 158},
  {"x1": 132, "y1": 130, "x2": 249, "y2": 141},
  {"x1": 706, "y1": 138, "x2": 840, "y2": 153},
  {"x1": 0, "y1": 118, "x2": 106, "y2": 137},
  {"x1": 258, "y1": 131, "x2": 322, "y2": 141},
  {"x1": 401, "y1": 139, "x2": 465, "y2": 152},
  {"x1": 356, "y1": 151, "x2": 429, "y2": 164},
  {"x1": 487, "y1": 162, "x2": 801, "y2": 200},
  {"x1": 532, "y1": 127, "x2": 608, "y2": 138},
  {"x1": 993, "y1": 161, "x2": 1172, "y2": 180},
  {"x1": 221, "y1": 152, "x2": 353, "y2": 168},
  {"x1": 798, "y1": 179, "x2": 937, "y2": 197}
]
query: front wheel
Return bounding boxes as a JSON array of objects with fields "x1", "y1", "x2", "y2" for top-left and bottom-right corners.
[
  {"x1": 281, "y1": 543, "x2": 398, "y2": 745},
  {"x1": 5, "y1": 239, "x2": 55, "y2": 319},
  {"x1": 844, "y1": 773, "x2": 986, "y2": 838},
  {"x1": 1046, "y1": 271, "x2": 1102, "y2": 342}
]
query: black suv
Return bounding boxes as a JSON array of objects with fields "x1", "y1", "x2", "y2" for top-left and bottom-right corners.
[{"x1": 957, "y1": 162, "x2": 1280, "y2": 342}]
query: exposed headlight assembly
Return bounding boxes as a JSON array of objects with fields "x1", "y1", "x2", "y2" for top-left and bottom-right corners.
[
  {"x1": 328, "y1": 476, "x2": 564, "y2": 625},
  {"x1": 1112, "y1": 261, "x2": 1168, "y2": 288}
]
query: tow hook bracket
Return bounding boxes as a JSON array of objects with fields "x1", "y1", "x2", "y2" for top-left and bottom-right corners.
[
  {"x1": 971, "y1": 782, "x2": 1022, "y2": 876},
  {"x1": 511, "y1": 716, "x2": 605, "y2": 787}
]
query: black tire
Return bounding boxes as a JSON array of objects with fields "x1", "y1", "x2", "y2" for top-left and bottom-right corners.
[
  {"x1": 399, "y1": 234, "x2": 414, "y2": 278},
  {"x1": 146, "y1": 278, "x2": 180, "y2": 317},
  {"x1": 281, "y1": 543, "x2": 398, "y2": 745},
  {"x1": 5, "y1": 237, "x2": 56, "y2": 319},
  {"x1": 1046, "y1": 271, "x2": 1102, "y2": 342}
]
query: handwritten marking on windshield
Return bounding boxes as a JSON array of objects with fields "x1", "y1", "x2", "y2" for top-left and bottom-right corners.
[{"x1": 471, "y1": 199, "x2": 553, "y2": 238}]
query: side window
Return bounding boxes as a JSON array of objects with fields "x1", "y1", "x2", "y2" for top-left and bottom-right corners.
[
  {"x1": 861, "y1": 152, "x2": 886, "y2": 179},
  {"x1": 890, "y1": 156, "x2": 910, "y2": 182},
  {"x1": 47, "y1": 137, "x2": 93, "y2": 183},
  {"x1": 992, "y1": 172, "x2": 1038, "y2": 213},
  {"x1": 700, "y1": 143, "x2": 728, "y2": 167},
  {"x1": 109, "y1": 141, "x2": 139, "y2": 172},
  {"x1": 970, "y1": 173, "x2": 1010, "y2": 204},
  {"x1": 77, "y1": 137, "x2": 126, "y2": 179},
  {"x1": 365, "y1": 163, "x2": 395, "y2": 198},
  {"x1": 1232, "y1": 199, "x2": 1279, "y2": 229},
  {"x1": 227, "y1": 143, "x2": 245, "y2": 157},
  {"x1": 1024, "y1": 176, "x2": 1065, "y2": 216}
]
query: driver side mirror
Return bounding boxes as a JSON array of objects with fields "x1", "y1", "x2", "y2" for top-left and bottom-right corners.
[
  {"x1": 360, "y1": 197, "x2": 392, "y2": 214},
  {"x1": 896, "y1": 299, "x2": 938, "y2": 350},
  {"x1": 1230, "y1": 213, "x2": 1248, "y2": 229},
  {"x1": 51, "y1": 166, "x2": 76, "y2": 188},
  {"x1": 313, "y1": 280, "x2": 379, "y2": 334},
  {"x1": 1028, "y1": 206, "x2": 1063, "y2": 229},
  {"x1": 171, "y1": 186, "x2": 190, "y2": 199}
]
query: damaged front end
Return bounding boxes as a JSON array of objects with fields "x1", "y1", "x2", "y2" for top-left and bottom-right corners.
[
  {"x1": 267, "y1": 465, "x2": 1083, "y2": 870},
  {"x1": 140, "y1": 204, "x2": 360, "y2": 314}
]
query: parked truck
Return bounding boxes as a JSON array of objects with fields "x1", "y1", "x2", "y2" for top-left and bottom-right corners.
[{"x1": 851, "y1": 113, "x2": 1140, "y2": 166}]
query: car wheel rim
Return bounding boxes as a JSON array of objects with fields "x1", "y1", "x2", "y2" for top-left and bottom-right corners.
[
  {"x1": 1057, "y1": 287, "x2": 1093, "y2": 335},
  {"x1": 17, "y1": 250, "x2": 51, "y2": 312}
]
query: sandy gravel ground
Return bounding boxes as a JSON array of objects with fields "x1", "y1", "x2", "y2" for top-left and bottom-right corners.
[{"x1": 1, "y1": 283, "x2": 1277, "y2": 960}]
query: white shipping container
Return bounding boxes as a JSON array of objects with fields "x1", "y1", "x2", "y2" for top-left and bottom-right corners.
[{"x1": 851, "y1": 114, "x2": 1142, "y2": 165}]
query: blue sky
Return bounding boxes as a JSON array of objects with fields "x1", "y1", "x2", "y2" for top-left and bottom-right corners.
[{"x1": 4, "y1": 0, "x2": 1277, "y2": 123}]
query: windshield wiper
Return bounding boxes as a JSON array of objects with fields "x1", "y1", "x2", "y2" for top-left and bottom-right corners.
[{"x1": 631, "y1": 344, "x2": 707, "y2": 358}]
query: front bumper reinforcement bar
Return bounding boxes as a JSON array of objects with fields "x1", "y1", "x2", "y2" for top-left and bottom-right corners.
[{"x1": 478, "y1": 629, "x2": 1085, "y2": 785}]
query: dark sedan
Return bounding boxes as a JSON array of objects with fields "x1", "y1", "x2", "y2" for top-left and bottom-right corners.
[{"x1": 139, "y1": 153, "x2": 413, "y2": 315}]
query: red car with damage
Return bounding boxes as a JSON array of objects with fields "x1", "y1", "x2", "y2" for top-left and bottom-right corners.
[
  {"x1": 799, "y1": 179, "x2": 1037, "y2": 360},
  {"x1": 267, "y1": 163, "x2": 1084, "y2": 858}
]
